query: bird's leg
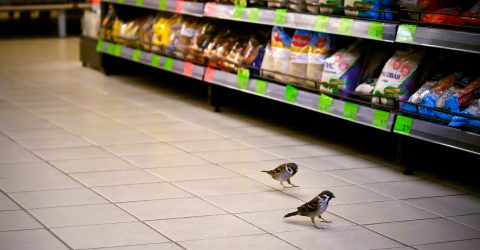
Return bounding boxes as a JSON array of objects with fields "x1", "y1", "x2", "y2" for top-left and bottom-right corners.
[
  {"x1": 280, "y1": 181, "x2": 289, "y2": 188},
  {"x1": 287, "y1": 179, "x2": 299, "y2": 187},
  {"x1": 311, "y1": 217, "x2": 321, "y2": 229},
  {"x1": 318, "y1": 215, "x2": 332, "y2": 224}
]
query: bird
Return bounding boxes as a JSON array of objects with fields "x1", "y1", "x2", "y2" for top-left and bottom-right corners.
[
  {"x1": 262, "y1": 163, "x2": 299, "y2": 188},
  {"x1": 284, "y1": 190, "x2": 335, "y2": 229}
]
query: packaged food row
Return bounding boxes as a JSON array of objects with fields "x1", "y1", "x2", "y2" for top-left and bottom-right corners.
[
  {"x1": 99, "y1": 7, "x2": 480, "y2": 128},
  {"x1": 99, "y1": 5, "x2": 270, "y2": 72},
  {"x1": 213, "y1": 0, "x2": 480, "y2": 24}
]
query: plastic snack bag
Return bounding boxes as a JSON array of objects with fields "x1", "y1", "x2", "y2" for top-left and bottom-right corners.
[
  {"x1": 354, "y1": 48, "x2": 390, "y2": 95},
  {"x1": 289, "y1": 30, "x2": 313, "y2": 86},
  {"x1": 420, "y1": 73, "x2": 465, "y2": 118},
  {"x1": 344, "y1": 0, "x2": 394, "y2": 20},
  {"x1": 287, "y1": 0, "x2": 307, "y2": 12},
  {"x1": 433, "y1": 77, "x2": 480, "y2": 120},
  {"x1": 462, "y1": 1, "x2": 480, "y2": 26},
  {"x1": 139, "y1": 15, "x2": 157, "y2": 51},
  {"x1": 306, "y1": 32, "x2": 333, "y2": 88},
  {"x1": 449, "y1": 100, "x2": 480, "y2": 128},
  {"x1": 319, "y1": 0, "x2": 344, "y2": 14},
  {"x1": 320, "y1": 40, "x2": 364, "y2": 95},
  {"x1": 270, "y1": 27, "x2": 292, "y2": 82},
  {"x1": 186, "y1": 21, "x2": 218, "y2": 65},
  {"x1": 372, "y1": 48, "x2": 425, "y2": 106},
  {"x1": 401, "y1": 72, "x2": 445, "y2": 114}
]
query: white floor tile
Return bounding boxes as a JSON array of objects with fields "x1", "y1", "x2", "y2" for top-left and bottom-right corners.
[
  {"x1": 0, "y1": 229, "x2": 69, "y2": 250},
  {"x1": 52, "y1": 222, "x2": 170, "y2": 249},
  {"x1": 93, "y1": 183, "x2": 193, "y2": 203},
  {"x1": 71, "y1": 169, "x2": 163, "y2": 187},
  {"x1": 0, "y1": 210, "x2": 43, "y2": 231},
  {"x1": 180, "y1": 234, "x2": 298, "y2": 250},
  {"x1": 147, "y1": 214, "x2": 264, "y2": 241}
]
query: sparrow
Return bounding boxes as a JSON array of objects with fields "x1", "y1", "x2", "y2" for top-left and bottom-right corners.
[
  {"x1": 284, "y1": 190, "x2": 335, "y2": 229},
  {"x1": 262, "y1": 163, "x2": 299, "y2": 188}
]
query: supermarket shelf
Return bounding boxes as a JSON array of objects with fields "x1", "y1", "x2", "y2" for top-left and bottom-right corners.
[
  {"x1": 203, "y1": 3, "x2": 397, "y2": 42},
  {"x1": 204, "y1": 68, "x2": 395, "y2": 131},
  {"x1": 393, "y1": 115, "x2": 480, "y2": 155},
  {"x1": 97, "y1": 40, "x2": 205, "y2": 80},
  {"x1": 396, "y1": 24, "x2": 480, "y2": 54},
  {"x1": 102, "y1": 0, "x2": 205, "y2": 17}
]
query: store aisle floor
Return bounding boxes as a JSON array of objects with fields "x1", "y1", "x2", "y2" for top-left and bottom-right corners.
[{"x1": 1, "y1": 38, "x2": 480, "y2": 250}]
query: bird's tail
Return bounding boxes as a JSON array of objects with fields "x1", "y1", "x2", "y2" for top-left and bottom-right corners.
[
  {"x1": 261, "y1": 170, "x2": 271, "y2": 174},
  {"x1": 284, "y1": 211, "x2": 298, "y2": 218}
]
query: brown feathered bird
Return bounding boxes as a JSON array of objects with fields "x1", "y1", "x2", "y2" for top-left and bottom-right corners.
[
  {"x1": 262, "y1": 163, "x2": 299, "y2": 188},
  {"x1": 284, "y1": 190, "x2": 335, "y2": 228}
]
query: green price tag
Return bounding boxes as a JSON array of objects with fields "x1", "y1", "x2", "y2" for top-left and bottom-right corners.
[
  {"x1": 396, "y1": 24, "x2": 417, "y2": 43},
  {"x1": 318, "y1": 94, "x2": 333, "y2": 113},
  {"x1": 164, "y1": 57, "x2": 174, "y2": 71},
  {"x1": 151, "y1": 54, "x2": 161, "y2": 67},
  {"x1": 285, "y1": 85, "x2": 298, "y2": 103},
  {"x1": 117, "y1": 0, "x2": 125, "y2": 4},
  {"x1": 234, "y1": 0, "x2": 247, "y2": 8},
  {"x1": 255, "y1": 79, "x2": 267, "y2": 95},
  {"x1": 132, "y1": 49, "x2": 141, "y2": 62},
  {"x1": 343, "y1": 102, "x2": 359, "y2": 121},
  {"x1": 113, "y1": 44, "x2": 122, "y2": 56},
  {"x1": 372, "y1": 109, "x2": 390, "y2": 130},
  {"x1": 338, "y1": 18, "x2": 354, "y2": 36},
  {"x1": 237, "y1": 68, "x2": 250, "y2": 90},
  {"x1": 233, "y1": 7, "x2": 245, "y2": 19},
  {"x1": 158, "y1": 0, "x2": 166, "y2": 10},
  {"x1": 248, "y1": 8, "x2": 260, "y2": 21},
  {"x1": 136, "y1": 0, "x2": 143, "y2": 6},
  {"x1": 107, "y1": 43, "x2": 115, "y2": 55},
  {"x1": 394, "y1": 115, "x2": 414, "y2": 135},
  {"x1": 274, "y1": 9, "x2": 287, "y2": 25},
  {"x1": 368, "y1": 21, "x2": 384, "y2": 40},
  {"x1": 96, "y1": 40, "x2": 103, "y2": 52},
  {"x1": 314, "y1": 16, "x2": 329, "y2": 32}
]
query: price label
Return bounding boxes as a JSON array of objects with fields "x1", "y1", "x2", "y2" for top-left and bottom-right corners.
[
  {"x1": 343, "y1": 102, "x2": 359, "y2": 121},
  {"x1": 107, "y1": 43, "x2": 115, "y2": 55},
  {"x1": 338, "y1": 18, "x2": 354, "y2": 36},
  {"x1": 394, "y1": 115, "x2": 413, "y2": 135},
  {"x1": 117, "y1": 0, "x2": 125, "y2": 3},
  {"x1": 163, "y1": 57, "x2": 174, "y2": 71},
  {"x1": 132, "y1": 49, "x2": 141, "y2": 62},
  {"x1": 318, "y1": 94, "x2": 333, "y2": 113},
  {"x1": 233, "y1": 7, "x2": 245, "y2": 19},
  {"x1": 176, "y1": 0, "x2": 185, "y2": 12},
  {"x1": 255, "y1": 79, "x2": 267, "y2": 95},
  {"x1": 372, "y1": 109, "x2": 390, "y2": 130},
  {"x1": 234, "y1": 0, "x2": 247, "y2": 8},
  {"x1": 96, "y1": 39, "x2": 103, "y2": 52},
  {"x1": 237, "y1": 68, "x2": 250, "y2": 90},
  {"x1": 396, "y1": 24, "x2": 417, "y2": 43},
  {"x1": 285, "y1": 85, "x2": 298, "y2": 103},
  {"x1": 151, "y1": 54, "x2": 161, "y2": 67},
  {"x1": 113, "y1": 44, "x2": 122, "y2": 56},
  {"x1": 248, "y1": 8, "x2": 260, "y2": 21},
  {"x1": 274, "y1": 9, "x2": 287, "y2": 25},
  {"x1": 204, "y1": 2, "x2": 217, "y2": 16},
  {"x1": 158, "y1": 0, "x2": 166, "y2": 10},
  {"x1": 204, "y1": 67, "x2": 215, "y2": 82},
  {"x1": 314, "y1": 16, "x2": 329, "y2": 32},
  {"x1": 368, "y1": 21, "x2": 384, "y2": 40},
  {"x1": 136, "y1": 0, "x2": 143, "y2": 6},
  {"x1": 184, "y1": 62, "x2": 194, "y2": 77}
]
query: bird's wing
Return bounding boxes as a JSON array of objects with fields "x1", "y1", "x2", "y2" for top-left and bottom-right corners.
[{"x1": 297, "y1": 198, "x2": 319, "y2": 215}]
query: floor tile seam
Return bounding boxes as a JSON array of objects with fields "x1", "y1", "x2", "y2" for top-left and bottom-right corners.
[
  {"x1": 78, "y1": 242, "x2": 185, "y2": 250},
  {"x1": 175, "y1": 232, "x2": 301, "y2": 249},
  {"x1": 144, "y1": 168, "x2": 302, "y2": 249},
  {"x1": 1, "y1": 130, "x2": 179, "y2": 248},
  {"x1": 32, "y1": 218, "x2": 143, "y2": 230},
  {"x1": 0, "y1": 189, "x2": 74, "y2": 249},
  {"x1": 173, "y1": 232, "x2": 295, "y2": 247},
  {"x1": 25, "y1": 202, "x2": 129, "y2": 211},
  {"x1": 411, "y1": 238, "x2": 480, "y2": 248}
]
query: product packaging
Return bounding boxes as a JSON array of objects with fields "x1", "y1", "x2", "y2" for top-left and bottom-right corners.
[
  {"x1": 306, "y1": 32, "x2": 333, "y2": 88},
  {"x1": 289, "y1": 30, "x2": 313, "y2": 86}
]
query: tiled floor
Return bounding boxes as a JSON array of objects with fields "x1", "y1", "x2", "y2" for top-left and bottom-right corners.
[{"x1": 0, "y1": 38, "x2": 479, "y2": 250}]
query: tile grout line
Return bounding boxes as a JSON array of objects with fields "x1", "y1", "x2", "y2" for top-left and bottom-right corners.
[{"x1": 0, "y1": 189, "x2": 74, "y2": 250}]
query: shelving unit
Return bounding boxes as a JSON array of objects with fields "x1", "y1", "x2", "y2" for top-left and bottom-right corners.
[
  {"x1": 97, "y1": 40, "x2": 205, "y2": 79},
  {"x1": 93, "y1": 1, "x2": 480, "y2": 159},
  {"x1": 102, "y1": 0, "x2": 205, "y2": 16},
  {"x1": 204, "y1": 2, "x2": 398, "y2": 42},
  {"x1": 396, "y1": 24, "x2": 480, "y2": 54}
]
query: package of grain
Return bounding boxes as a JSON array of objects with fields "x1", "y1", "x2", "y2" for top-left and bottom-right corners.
[
  {"x1": 288, "y1": 30, "x2": 313, "y2": 86},
  {"x1": 306, "y1": 32, "x2": 333, "y2": 88},
  {"x1": 271, "y1": 27, "x2": 291, "y2": 82}
]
